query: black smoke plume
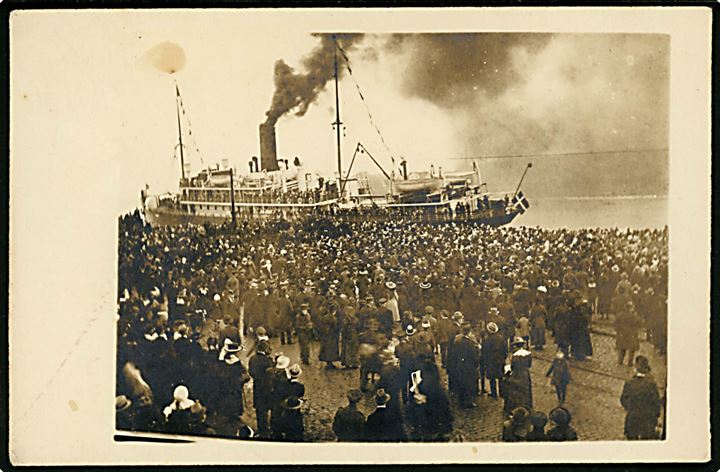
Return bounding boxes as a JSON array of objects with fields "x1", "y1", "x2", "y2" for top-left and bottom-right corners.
[{"x1": 263, "y1": 33, "x2": 364, "y2": 127}]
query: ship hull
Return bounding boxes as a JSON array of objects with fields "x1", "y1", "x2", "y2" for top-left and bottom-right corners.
[{"x1": 143, "y1": 206, "x2": 523, "y2": 228}]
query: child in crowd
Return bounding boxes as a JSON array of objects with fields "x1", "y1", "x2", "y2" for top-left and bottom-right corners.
[{"x1": 546, "y1": 350, "x2": 571, "y2": 405}]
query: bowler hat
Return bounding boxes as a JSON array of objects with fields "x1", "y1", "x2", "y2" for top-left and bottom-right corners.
[{"x1": 635, "y1": 355, "x2": 651, "y2": 374}]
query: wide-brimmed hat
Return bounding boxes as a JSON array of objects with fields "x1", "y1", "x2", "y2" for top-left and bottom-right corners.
[
  {"x1": 289, "y1": 364, "x2": 302, "y2": 378},
  {"x1": 385, "y1": 281, "x2": 396, "y2": 290},
  {"x1": 419, "y1": 282, "x2": 431, "y2": 289},
  {"x1": 512, "y1": 336, "x2": 526, "y2": 347},
  {"x1": 225, "y1": 342, "x2": 242, "y2": 353},
  {"x1": 116, "y1": 395, "x2": 132, "y2": 412},
  {"x1": 276, "y1": 355, "x2": 291, "y2": 370},
  {"x1": 487, "y1": 322, "x2": 499, "y2": 334},
  {"x1": 375, "y1": 388, "x2": 391, "y2": 406},
  {"x1": 405, "y1": 325, "x2": 417, "y2": 336},
  {"x1": 537, "y1": 286, "x2": 548, "y2": 293},
  {"x1": 283, "y1": 396, "x2": 303, "y2": 410},
  {"x1": 549, "y1": 406, "x2": 572, "y2": 426},
  {"x1": 421, "y1": 320, "x2": 431, "y2": 329}
]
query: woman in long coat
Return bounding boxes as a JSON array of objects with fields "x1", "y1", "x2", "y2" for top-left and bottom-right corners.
[
  {"x1": 500, "y1": 358, "x2": 533, "y2": 418},
  {"x1": 340, "y1": 306, "x2": 360, "y2": 368},
  {"x1": 318, "y1": 308, "x2": 341, "y2": 368},
  {"x1": 529, "y1": 302, "x2": 547, "y2": 350}
]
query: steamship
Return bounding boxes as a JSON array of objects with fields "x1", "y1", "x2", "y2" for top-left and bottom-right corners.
[{"x1": 141, "y1": 42, "x2": 530, "y2": 227}]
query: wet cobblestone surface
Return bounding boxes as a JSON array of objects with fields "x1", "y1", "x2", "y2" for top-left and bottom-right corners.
[{"x1": 233, "y1": 325, "x2": 666, "y2": 442}]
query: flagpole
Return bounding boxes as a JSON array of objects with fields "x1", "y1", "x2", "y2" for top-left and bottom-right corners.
[{"x1": 513, "y1": 162, "x2": 533, "y2": 198}]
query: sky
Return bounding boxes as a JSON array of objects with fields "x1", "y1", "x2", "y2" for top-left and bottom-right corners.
[{"x1": 11, "y1": 11, "x2": 669, "y2": 217}]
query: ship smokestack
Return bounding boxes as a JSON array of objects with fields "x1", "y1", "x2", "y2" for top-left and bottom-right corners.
[{"x1": 259, "y1": 123, "x2": 280, "y2": 172}]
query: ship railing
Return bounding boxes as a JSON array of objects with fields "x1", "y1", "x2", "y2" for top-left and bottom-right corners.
[{"x1": 179, "y1": 199, "x2": 339, "y2": 208}]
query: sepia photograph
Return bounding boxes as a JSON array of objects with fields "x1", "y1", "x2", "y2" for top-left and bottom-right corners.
[
  {"x1": 8, "y1": 7, "x2": 711, "y2": 465},
  {"x1": 119, "y1": 29, "x2": 670, "y2": 444}
]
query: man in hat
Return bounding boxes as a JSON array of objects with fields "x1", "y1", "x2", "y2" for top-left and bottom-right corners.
[
  {"x1": 294, "y1": 304, "x2": 314, "y2": 365},
  {"x1": 276, "y1": 283, "x2": 295, "y2": 345},
  {"x1": 340, "y1": 303, "x2": 361, "y2": 369},
  {"x1": 529, "y1": 292, "x2": 548, "y2": 350},
  {"x1": 482, "y1": 321, "x2": 507, "y2": 398},
  {"x1": 332, "y1": 389, "x2": 367, "y2": 442},
  {"x1": 268, "y1": 354, "x2": 292, "y2": 439},
  {"x1": 376, "y1": 297, "x2": 394, "y2": 338},
  {"x1": 614, "y1": 300, "x2": 643, "y2": 366},
  {"x1": 620, "y1": 355, "x2": 661, "y2": 439},
  {"x1": 395, "y1": 325, "x2": 418, "y2": 404},
  {"x1": 436, "y1": 310, "x2": 454, "y2": 368},
  {"x1": 377, "y1": 348, "x2": 404, "y2": 418},
  {"x1": 365, "y1": 389, "x2": 406, "y2": 442},
  {"x1": 248, "y1": 340, "x2": 274, "y2": 437},
  {"x1": 276, "y1": 396, "x2": 304, "y2": 442},
  {"x1": 449, "y1": 324, "x2": 482, "y2": 408},
  {"x1": 288, "y1": 364, "x2": 305, "y2": 399}
]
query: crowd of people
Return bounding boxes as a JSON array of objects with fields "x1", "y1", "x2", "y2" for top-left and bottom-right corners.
[{"x1": 116, "y1": 209, "x2": 667, "y2": 441}]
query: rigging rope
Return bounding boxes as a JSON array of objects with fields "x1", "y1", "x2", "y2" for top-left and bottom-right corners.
[
  {"x1": 336, "y1": 43, "x2": 398, "y2": 172},
  {"x1": 174, "y1": 79, "x2": 206, "y2": 168}
]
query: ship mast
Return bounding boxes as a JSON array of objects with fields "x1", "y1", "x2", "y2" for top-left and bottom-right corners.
[
  {"x1": 175, "y1": 83, "x2": 186, "y2": 181},
  {"x1": 332, "y1": 35, "x2": 343, "y2": 198}
]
